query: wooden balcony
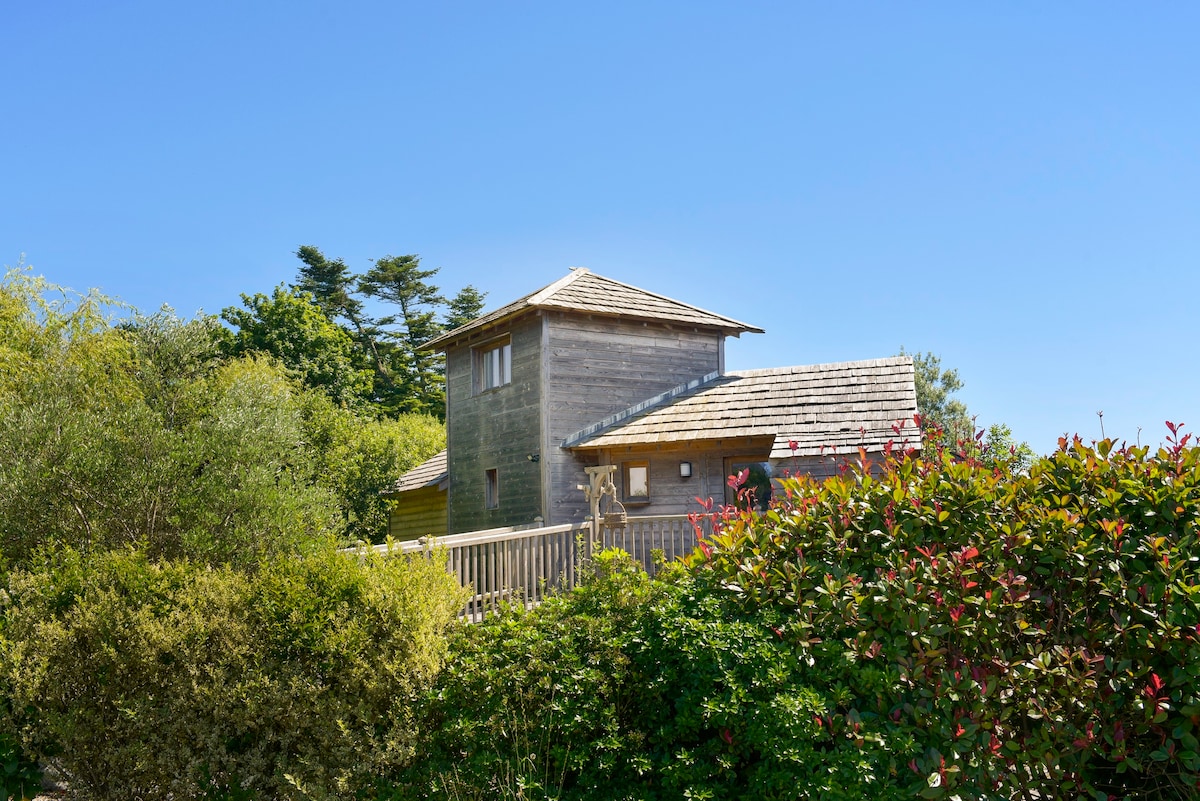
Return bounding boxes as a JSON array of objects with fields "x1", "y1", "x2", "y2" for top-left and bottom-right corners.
[{"x1": 372, "y1": 515, "x2": 709, "y2": 620}]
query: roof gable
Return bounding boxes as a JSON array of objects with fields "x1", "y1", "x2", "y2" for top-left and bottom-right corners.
[
  {"x1": 563, "y1": 356, "x2": 920, "y2": 456},
  {"x1": 422, "y1": 268, "x2": 763, "y2": 351}
]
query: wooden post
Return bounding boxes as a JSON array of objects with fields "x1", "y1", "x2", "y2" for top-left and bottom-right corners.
[{"x1": 582, "y1": 465, "x2": 617, "y2": 562}]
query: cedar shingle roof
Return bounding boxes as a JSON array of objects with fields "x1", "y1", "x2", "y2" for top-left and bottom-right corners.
[
  {"x1": 421, "y1": 268, "x2": 763, "y2": 351},
  {"x1": 563, "y1": 356, "x2": 920, "y2": 457},
  {"x1": 385, "y1": 450, "x2": 447, "y2": 495}
]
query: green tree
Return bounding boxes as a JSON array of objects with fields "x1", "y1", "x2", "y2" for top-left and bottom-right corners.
[
  {"x1": 0, "y1": 269, "x2": 338, "y2": 568},
  {"x1": 444, "y1": 284, "x2": 487, "y2": 331},
  {"x1": 294, "y1": 245, "x2": 362, "y2": 322},
  {"x1": 288, "y1": 245, "x2": 484, "y2": 418},
  {"x1": 901, "y1": 348, "x2": 1033, "y2": 469},
  {"x1": 293, "y1": 245, "x2": 391, "y2": 386},
  {"x1": 358, "y1": 254, "x2": 447, "y2": 417},
  {"x1": 903, "y1": 349, "x2": 971, "y2": 443},
  {"x1": 221, "y1": 285, "x2": 372, "y2": 407},
  {"x1": 300, "y1": 391, "x2": 445, "y2": 543}
]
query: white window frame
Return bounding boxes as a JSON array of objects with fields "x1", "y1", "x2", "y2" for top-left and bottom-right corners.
[{"x1": 474, "y1": 338, "x2": 512, "y2": 393}]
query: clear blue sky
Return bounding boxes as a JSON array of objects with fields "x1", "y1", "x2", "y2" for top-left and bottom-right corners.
[{"x1": 4, "y1": 3, "x2": 1198, "y2": 454}]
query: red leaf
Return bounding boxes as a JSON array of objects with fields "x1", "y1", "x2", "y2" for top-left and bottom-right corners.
[{"x1": 720, "y1": 728, "x2": 733, "y2": 745}]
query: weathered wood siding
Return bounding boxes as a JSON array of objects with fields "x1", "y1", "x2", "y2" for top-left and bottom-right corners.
[
  {"x1": 771, "y1": 452, "x2": 886, "y2": 481},
  {"x1": 596, "y1": 439, "x2": 774, "y2": 518},
  {"x1": 445, "y1": 313, "x2": 544, "y2": 533},
  {"x1": 544, "y1": 313, "x2": 724, "y2": 523},
  {"x1": 388, "y1": 487, "x2": 447, "y2": 541}
]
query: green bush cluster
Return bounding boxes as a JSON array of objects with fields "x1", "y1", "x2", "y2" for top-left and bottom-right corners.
[
  {"x1": 1, "y1": 545, "x2": 466, "y2": 801},
  {"x1": 397, "y1": 550, "x2": 905, "y2": 800},
  {"x1": 693, "y1": 428, "x2": 1200, "y2": 798},
  {"x1": 396, "y1": 428, "x2": 1200, "y2": 800},
  {"x1": 0, "y1": 270, "x2": 445, "y2": 566}
]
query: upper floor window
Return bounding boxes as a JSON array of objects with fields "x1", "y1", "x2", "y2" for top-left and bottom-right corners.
[{"x1": 474, "y1": 338, "x2": 511, "y2": 393}]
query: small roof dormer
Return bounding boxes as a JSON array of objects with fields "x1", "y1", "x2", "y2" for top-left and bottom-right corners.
[{"x1": 421, "y1": 267, "x2": 764, "y2": 352}]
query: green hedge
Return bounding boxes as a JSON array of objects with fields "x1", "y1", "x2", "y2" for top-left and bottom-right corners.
[
  {"x1": 694, "y1": 428, "x2": 1200, "y2": 798},
  {"x1": 398, "y1": 427, "x2": 1200, "y2": 800},
  {"x1": 1, "y1": 545, "x2": 466, "y2": 801},
  {"x1": 398, "y1": 550, "x2": 906, "y2": 800}
]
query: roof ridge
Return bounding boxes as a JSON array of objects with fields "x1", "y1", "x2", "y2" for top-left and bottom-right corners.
[
  {"x1": 422, "y1": 267, "x2": 764, "y2": 351},
  {"x1": 542, "y1": 271, "x2": 763, "y2": 333},
  {"x1": 727, "y1": 355, "x2": 913, "y2": 378},
  {"x1": 527, "y1": 266, "x2": 590, "y2": 305},
  {"x1": 561, "y1": 369, "x2": 724, "y2": 447}
]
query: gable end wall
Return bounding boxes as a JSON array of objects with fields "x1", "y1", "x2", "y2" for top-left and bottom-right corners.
[{"x1": 543, "y1": 312, "x2": 723, "y2": 524}]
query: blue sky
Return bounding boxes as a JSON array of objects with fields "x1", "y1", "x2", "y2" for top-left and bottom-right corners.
[{"x1": 4, "y1": 3, "x2": 1198, "y2": 454}]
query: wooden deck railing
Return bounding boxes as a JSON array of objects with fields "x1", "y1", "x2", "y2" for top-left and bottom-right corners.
[
  {"x1": 599, "y1": 514, "x2": 704, "y2": 572},
  {"x1": 372, "y1": 515, "x2": 709, "y2": 620}
]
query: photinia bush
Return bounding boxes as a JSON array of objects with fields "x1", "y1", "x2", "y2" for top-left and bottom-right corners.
[{"x1": 688, "y1": 422, "x2": 1200, "y2": 799}]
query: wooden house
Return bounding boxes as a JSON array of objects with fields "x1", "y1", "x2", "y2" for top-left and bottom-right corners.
[{"x1": 385, "y1": 268, "x2": 919, "y2": 540}]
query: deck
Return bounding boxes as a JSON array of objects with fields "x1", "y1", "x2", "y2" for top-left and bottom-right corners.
[{"x1": 370, "y1": 515, "x2": 708, "y2": 620}]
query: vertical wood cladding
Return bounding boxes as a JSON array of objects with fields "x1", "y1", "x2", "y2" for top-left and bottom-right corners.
[
  {"x1": 387, "y1": 487, "x2": 447, "y2": 541},
  {"x1": 445, "y1": 314, "x2": 544, "y2": 534},
  {"x1": 544, "y1": 313, "x2": 724, "y2": 524}
]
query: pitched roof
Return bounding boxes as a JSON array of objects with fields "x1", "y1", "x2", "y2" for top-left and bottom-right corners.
[
  {"x1": 384, "y1": 450, "x2": 448, "y2": 495},
  {"x1": 563, "y1": 356, "x2": 920, "y2": 457},
  {"x1": 421, "y1": 268, "x2": 764, "y2": 351}
]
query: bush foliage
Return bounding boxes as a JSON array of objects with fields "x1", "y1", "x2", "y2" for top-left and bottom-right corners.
[
  {"x1": 1, "y1": 546, "x2": 466, "y2": 801},
  {"x1": 0, "y1": 269, "x2": 444, "y2": 566},
  {"x1": 691, "y1": 425, "x2": 1200, "y2": 799},
  {"x1": 399, "y1": 426, "x2": 1200, "y2": 800},
  {"x1": 401, "y1": 550, "x2": 902, "y2": 800}
]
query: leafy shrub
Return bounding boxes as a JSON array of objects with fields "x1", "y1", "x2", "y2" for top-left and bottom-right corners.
[
  {"x1": 1, "y1": 545, "x2": 466, "y2": 801},
  {"x1": 691, "y1": 425, "x2": 1200, "y2": 799},
  {"x1": 398, "y1": 550, "x2": 905, "y2": 800},
  {"x1": 0, "y1": 274, "x2": 340, "y2": 569},
  {"x1": 300, "y1": 392, "x2": 445, "y2": 544},
  {"x1": 0, "y1": 730, "x2": 40, "y2": 801}
]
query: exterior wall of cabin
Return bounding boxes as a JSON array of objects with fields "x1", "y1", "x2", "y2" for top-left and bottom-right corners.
[
  {"x1": 543, "y1": 312, "x2": 725, "y2": 524},
  {"x1": 387, "y1": 486, "x2": 447, "y2": 541},
  {"x1": 593, "y1": 437, "x2": 775, "y2": 517},
  {"x1": 771, "y1": 452, "x2": 888, "y2": 482},
  {"x1": 445, "y1": 313, "x2": 544, "y2": 534}
]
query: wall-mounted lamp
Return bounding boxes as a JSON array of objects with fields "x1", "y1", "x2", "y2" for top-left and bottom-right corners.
[
  {"x1": 679, "y1": 461, "x2": 692, "y2": 478},
  {"x1": 526, "y1": 453, "x2": 540, "y2": 463}
]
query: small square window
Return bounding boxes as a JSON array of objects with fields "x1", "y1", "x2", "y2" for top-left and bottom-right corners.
[
  {"x1": 485, "y1": 468, "x2": 499, "y2": 510},
  {"x1": 622, "y1": 461, "x2": 649, "y2": 504},
  {"x1": 474, "y1": 339, "x2": 511, "y2": 393}
]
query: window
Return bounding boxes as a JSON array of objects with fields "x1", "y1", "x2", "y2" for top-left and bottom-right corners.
[
  {"x1": 474, "y1": 338, "x2": 512, "y2": 393},
  {"x1": 622, "y1": 460, "x2": 650, "y2": 504},
  {"x1": 485, "y1": 468, "x2": 499, "y2": 510},
  {"x1": 723, "y1": 458, "x2": 773, "y2": 510}
]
